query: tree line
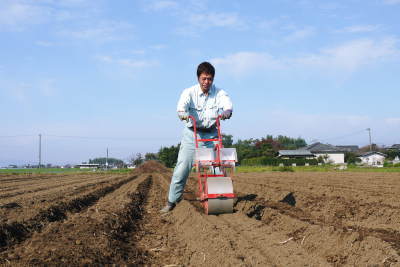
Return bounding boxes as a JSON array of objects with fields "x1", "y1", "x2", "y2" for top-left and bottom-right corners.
[
  {"x1": 99, "y1": 135, "x2": 400, "y2": 169},
  {"x1": 155, "y1": 134, "x2": 307, "y2": 168}
]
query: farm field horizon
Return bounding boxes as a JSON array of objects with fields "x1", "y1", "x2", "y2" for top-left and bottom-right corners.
[{"x1": 1, "y1": 161, "x2": 399, "y2": 266}]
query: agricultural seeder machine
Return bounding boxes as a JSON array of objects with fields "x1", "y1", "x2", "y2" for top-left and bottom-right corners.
[{"x1": 189, "y1": 115, "x2": 238, "y2": 215}]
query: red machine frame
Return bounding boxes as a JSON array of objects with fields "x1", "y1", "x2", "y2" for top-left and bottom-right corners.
[{"x1": 189, "y1": 115, "x2": 236, "y2": 214}]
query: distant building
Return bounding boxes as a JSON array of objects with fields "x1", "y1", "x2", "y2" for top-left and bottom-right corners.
[
  {"x1": 336, "y1": 145, "x2": 359, "y2": 153},
  {"x1": 386, "y1": 144, "x2": 400, "y2": 151},
  {"x1": 278, "y1": 150, "x2": 315, "y2": 159},
  {"x1": 278, "y1": 142, "x2": 345, "y2": 164},
  {"x1": 358, "y1": 151, "x2": 386, "y2": 167},
  {"x1": 305, "y1": 142, "x2": 345, "y2": 164},
  {"x1": 75, "y1": 163, "x2": 100, "y2": 169}
]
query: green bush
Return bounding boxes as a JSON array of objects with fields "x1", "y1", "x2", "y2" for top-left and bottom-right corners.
[
  {"x1": 241, "y1": 157, "x2": 318, "y2": 166},
  {"x1": 272, "y1": 166, "x2": 294, "y2": 172},
  {"x1": 383, "y1": 162, "x2": 400, "y2": 167}
]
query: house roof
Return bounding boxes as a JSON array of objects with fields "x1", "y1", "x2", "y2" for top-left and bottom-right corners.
[
  {"x1": 336, "y1": 145, "x2": 359, "y2": 152},
  {"x1": 279, "y1": 150, "x2": 314, "y2": 156},
  {"x1": 305, "y1": 142, "x2": 345, "y2": 153},
  {"x1": 359, "y1": 151, "x2": 387, "y2": 157},
  {"x1": 387, "y1": 144, "x2": 400, "y2": 150}
]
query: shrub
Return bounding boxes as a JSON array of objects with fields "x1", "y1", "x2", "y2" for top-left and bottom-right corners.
[
  {"x1": 383, "y1": 161, "x2": 391, "y2": 167},
  {"x1": 272, "y1": 166, "x2": 294, "y2": 172},
  {"x1": 241, "y1": 157, "x2": 318, "y2": 166}
]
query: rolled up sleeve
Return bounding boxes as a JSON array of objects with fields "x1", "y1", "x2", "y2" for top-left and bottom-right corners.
[
  {"x1": 217, "y1": 90, "x2": 233, "y2": 111},
  {"x1": 177, "y1": 88, "x2": 191, "y2": 116}
]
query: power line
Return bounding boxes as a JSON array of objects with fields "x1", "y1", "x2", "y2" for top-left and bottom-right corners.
[
  {"x1": 0, "y1": 135, "x2": 36, "y2": 138},
  {"x1": 44, "y1": 134, "x2": 174, "y2": 141},
  {"x1": 315, "y1": 129, "x2": 367, "y2": 143}
]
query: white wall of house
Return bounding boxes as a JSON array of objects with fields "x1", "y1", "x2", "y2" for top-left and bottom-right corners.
[
  {"x1": 314, "y1": 153, "x2": 345, "y2": 164},
  {"x1": 359, "y1": 154, "x2": 385, "y2": 166}
]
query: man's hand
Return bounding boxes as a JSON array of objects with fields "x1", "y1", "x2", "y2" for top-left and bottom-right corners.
[
  {"x1": 221, "y1": 109, "x2": 232, "y2": 120},
  {"x1": 178, "y1": 114, "x2": 188, "y2": 121}
]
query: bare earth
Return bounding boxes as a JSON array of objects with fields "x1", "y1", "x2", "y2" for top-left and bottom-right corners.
[{"x1": 0, "y1": 162, "x2": 399, "y2": 266}]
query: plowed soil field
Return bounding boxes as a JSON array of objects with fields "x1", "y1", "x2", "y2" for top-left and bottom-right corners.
[{"x1": 1, "y1": 162, "x2": 399, "y2": 266}]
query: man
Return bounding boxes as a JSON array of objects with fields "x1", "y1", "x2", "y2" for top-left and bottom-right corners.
[{"x1": 160, "y1": 62, "x2": 233, "y2": 213}]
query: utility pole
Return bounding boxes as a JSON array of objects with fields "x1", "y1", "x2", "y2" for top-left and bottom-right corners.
[
  {"x1": 368, "y1": 128, "x2": 372, "y2": 151},
  {"x1": 106, "y1": 147, "x2": 109, "y2": 170},
  {"x1": 38, "y1": 134, "x2": 42, "y2": 169}
]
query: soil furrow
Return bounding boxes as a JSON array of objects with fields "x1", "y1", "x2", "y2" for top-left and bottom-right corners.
[
  {"x1": 235, "y1": 192, "x2": 400, "y2": 264},
  {"x1": 0, "y1": 180, "x2": 109, "y2": 200},
  {"x1": 0, "y1": 175, "x2": 137, "y2": 252},
  {"x1": 1, "y1": 163, "x2": 399, "y2": 266},
  {"x1": 0, "y1": 174, "x2": 152, "y2": 265},
  {"x1": 0, "y1": 175, "x2": 127, "y2": 223}
]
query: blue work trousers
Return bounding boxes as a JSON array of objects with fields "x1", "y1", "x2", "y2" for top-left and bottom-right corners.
[{"x1": 168, "y1": 127, "x2": 219, "y2": 204}]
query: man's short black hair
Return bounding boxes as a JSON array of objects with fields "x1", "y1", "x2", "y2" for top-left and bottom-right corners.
[{"x1": 197, "y1": 62, "x2": 215, "y2": 78}]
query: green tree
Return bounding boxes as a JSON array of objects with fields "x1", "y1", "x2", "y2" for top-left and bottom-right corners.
[
  {"x1": 345, "y1": 152, "x2": 361, "y2": 164},
  {"x1": 158, "y1": 144, "x2": 180, "y2": 168},
  {"x1": 133, "y1": 153, "x2": 144, "y2": 166},
  {"x1": 222, "y1": 134, "x2": 233, "y2": 147},
  {"x1": 232, "y1": 135, "x2": 307, "y2": 163},
  {"x1": 145, "y1": 152, "x2": 158, "y2": 161},
  {"x1": 385, "y1": 149, "x2": 400, "y2": 160}
]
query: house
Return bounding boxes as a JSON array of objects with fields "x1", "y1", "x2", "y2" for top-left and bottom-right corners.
[
  {"x1": 278, "y1": 150, "x2": 315, "y2": 159},
  {"x1": 358, "y1": 151, "x2": 386, "y2": 167},
  {"x1": 305, "y1": 142, "x2": 345, "y2": 164},
  {"x1": 75, "y1": 163, "x2": 100, "y2": 169},
  {"x1": 278, "y1": 142, "x2": 345, "y2": 164},
  {"x1": 386, "y1": 144, "x2": 400, "y2": 151},
  {"x1": 336, "y1": 145, "x2": 359, "y2": 153}
]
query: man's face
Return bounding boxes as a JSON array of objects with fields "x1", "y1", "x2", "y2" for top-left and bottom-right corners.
[{"x1": 198, "y1": 73, "x2": 214, "y2": 93}]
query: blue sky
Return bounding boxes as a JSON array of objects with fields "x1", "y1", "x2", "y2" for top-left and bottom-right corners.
[{"x1": 1, "y1": 0, "x2": 400, "y2": 166}]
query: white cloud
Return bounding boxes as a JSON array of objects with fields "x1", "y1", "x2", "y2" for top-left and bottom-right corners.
[
  {"x1": 35, "y1": 40, "x2": 55, "y2": 47},
  {"x1": 187, "y1": 12, "x2": 245, "y2": 29},
  {"x1": 0, "y1": 0, "x2": 96, "y2": 31},
  {"x1": 117, "y1": 59, "x2": 158, "y2": 68},
  {"x1": 14, "y1": 85, "x2": 29, "y2": 103},
  {"x1": 0, "y1": 1, "x2": 52, "y2": 30},
  {"x1": 146, "y1": 0, "x2": 179, "y2": 11},
  {"x1": 38, "y1": 79, "x2": 57, "y2": 96},
  {"x1": 338, "y1": 25, "x2": 380, "y2": 33},
  {"x1": 2, "y1": 77, "x2": 58, "y2": 104},
  {"x1": 212, "y1": 38, "x2": 400, "y2": 76},
  {"x1": 176, "y1": 12, "x2": 246, "y2": 36},
  {"x1": 256, "y1": 19, "x2": 280, "y2": 31},
  {"x1": 130, "y1": 49, "x2": 146, "y2": 55},
  {"x1": 96, "y1": 55, "x2": 159, "y2": 68},
  {"x1": 236, "y1": 110, "x2": 399, "y2": 146},
  {"x1": 284, "y1": 27, "x2": 315, "y2": 41},
  {"x1": 296, "y1": 38, "x2": 399, "y2": 72},
  {"x1": 385, "y1": 118, "x2": 400, "y2": 125},
  {"x1": 211, "y1": 52, "x2": 283, "y2": 76},
  {"x1": 318, "y1": 2, "x2": 343, "y2": 10},
  {"x1": 8, "y1": 82, "x2": 30, "y2": 103},
  {"x1": 384, "y1": 0, "x2": 400, "y2": 4},
  {"x1": 145, "y1": 1, "x2": 247, "y2": 36},
  {"x1": 59, "y1": 21, "x2": 135, "y2": 42},
  {"x1": 150, "y1": 44, "x2": 167, "y2": 50}
]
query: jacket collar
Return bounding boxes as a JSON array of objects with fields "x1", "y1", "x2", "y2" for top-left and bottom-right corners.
[{"x1": 197, "y1": 84, "x2": 215, "y2": 97}]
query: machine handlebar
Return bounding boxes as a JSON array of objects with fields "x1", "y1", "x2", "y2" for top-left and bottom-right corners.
[{"x1": 188, "y1": 115, "x2": 223, "y2": 149}]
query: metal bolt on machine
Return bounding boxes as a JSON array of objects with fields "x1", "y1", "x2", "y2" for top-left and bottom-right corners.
[{"x1": 189, "y1": 115, "x2": 238, "y2": 215}]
